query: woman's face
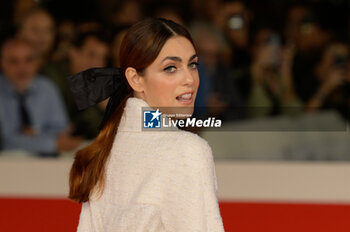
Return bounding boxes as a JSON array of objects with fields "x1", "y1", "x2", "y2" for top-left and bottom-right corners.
[{"x1": 138, "y1": 36, "x2": 200, "y2": 115}]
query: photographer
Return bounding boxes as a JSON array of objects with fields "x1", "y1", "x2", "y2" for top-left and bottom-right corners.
[
  {"x1": 216, "y1": 0, "x2": 252, "y2": 71},
  {"x1": 306, "y1": 42, "x2": 350, "y2": 119},
  {"x1": 247, "y1": 28, "x2": 301, "y2": 118}
]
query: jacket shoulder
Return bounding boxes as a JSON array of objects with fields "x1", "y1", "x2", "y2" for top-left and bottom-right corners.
[
  {"x1": 167, "y1": 130, "x2": 214, "y2": 167},
  {"x1": 177, "y1": 130, "x2": 211, "y2": 151}
]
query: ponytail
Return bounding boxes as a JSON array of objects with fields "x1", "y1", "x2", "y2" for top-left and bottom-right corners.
[{"x1": 69, "y1": 94, "x2": 131, "y2": 203}]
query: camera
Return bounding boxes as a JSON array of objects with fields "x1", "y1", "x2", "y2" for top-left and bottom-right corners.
[
  {"x1": 227, "y1": 14, "x2": 245, "y2": 30},
  {"x1": 333, "y1": 53, "x2": 347, "y2": 69},
  {"x1": 263, "y1": 33, "x2": 280, "y2": 46}
]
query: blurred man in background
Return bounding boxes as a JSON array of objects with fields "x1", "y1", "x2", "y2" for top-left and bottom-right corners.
[
  {"x1": 288, "y1": 5, "x2": 330, "y2": 104},
  {"x1": 0, "y1": 38, "x2": 82, "y2": 156},
  {"x1": 43, "y1": 30, "x2": 110, "y2": 139},
  {"x1": 215, "y1": 0, "x2": 253, "y2": 104},
  {"x1": 17, "y1": 7, "x2": 56, "y2": 68}
]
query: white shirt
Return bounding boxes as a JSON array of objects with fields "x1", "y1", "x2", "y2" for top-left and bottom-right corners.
[{"x1": 77, "y1": 97, "x2": 225, "y2": 232}]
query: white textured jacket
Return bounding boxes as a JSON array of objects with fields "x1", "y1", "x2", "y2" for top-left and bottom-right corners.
[{"x1": 77, "y1": 97, "x2": 225, "y2": 232}]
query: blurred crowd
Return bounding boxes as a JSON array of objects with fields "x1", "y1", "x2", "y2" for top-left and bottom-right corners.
[{"x1": 0, "y1": 0, "x2": 350, "y2": 157}]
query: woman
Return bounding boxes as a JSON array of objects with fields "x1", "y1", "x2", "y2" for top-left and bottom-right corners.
[{"x1": 68, "y1": 18, "x2": 225, "y2": 232}]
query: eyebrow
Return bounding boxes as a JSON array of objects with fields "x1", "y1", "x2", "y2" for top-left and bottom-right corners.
[{"x1": 161, "y1": 54, "x2": 198, "y2": 63}]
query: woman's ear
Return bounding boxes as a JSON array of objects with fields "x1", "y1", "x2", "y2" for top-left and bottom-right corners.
[{"x1": 125, "y1": 67, "x2": 144, "y2": 92}]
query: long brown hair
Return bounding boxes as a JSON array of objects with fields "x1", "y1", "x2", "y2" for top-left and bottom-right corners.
[{"x1": 69, "y1": 18, "x2": 196, "y2": 203}]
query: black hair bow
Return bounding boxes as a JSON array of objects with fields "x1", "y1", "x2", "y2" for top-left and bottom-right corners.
[{"x1": 66, "y1": 67, "x2": 130, "y2": 129}]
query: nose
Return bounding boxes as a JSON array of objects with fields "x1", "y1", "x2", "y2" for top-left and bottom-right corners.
[{"x1": 183, "y1": 66, "x2": 195, "y2": 86}]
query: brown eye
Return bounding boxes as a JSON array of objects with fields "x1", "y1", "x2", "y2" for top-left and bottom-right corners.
[
  {"x1": 164, "y1": 65, "x2": 177, "y2": 73},
  {"x1": 188, "y1": 62, "x2": 199, "y2": 69}
]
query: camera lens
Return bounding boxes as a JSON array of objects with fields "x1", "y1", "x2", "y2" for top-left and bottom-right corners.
[{"x1": 227, "y1": 15, "x2": 244, "y2": 30}]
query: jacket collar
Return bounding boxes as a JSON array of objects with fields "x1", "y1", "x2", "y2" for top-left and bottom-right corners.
[
  {"x1": 118, "y1": 97, "x2": 179, "y2": 132},
  {"x1": 118, "y1": 97, "x2": 148, "y2": 132}
]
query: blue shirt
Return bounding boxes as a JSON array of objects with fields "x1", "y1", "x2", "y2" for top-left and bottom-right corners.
[{"x1": 0, "y1": 74, "x2": 69, "y2": 155}]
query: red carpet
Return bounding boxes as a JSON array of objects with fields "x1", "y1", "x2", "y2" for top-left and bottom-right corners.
[{"x1": 1, "y1": 198, "x2": 350, "y2": 232}]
